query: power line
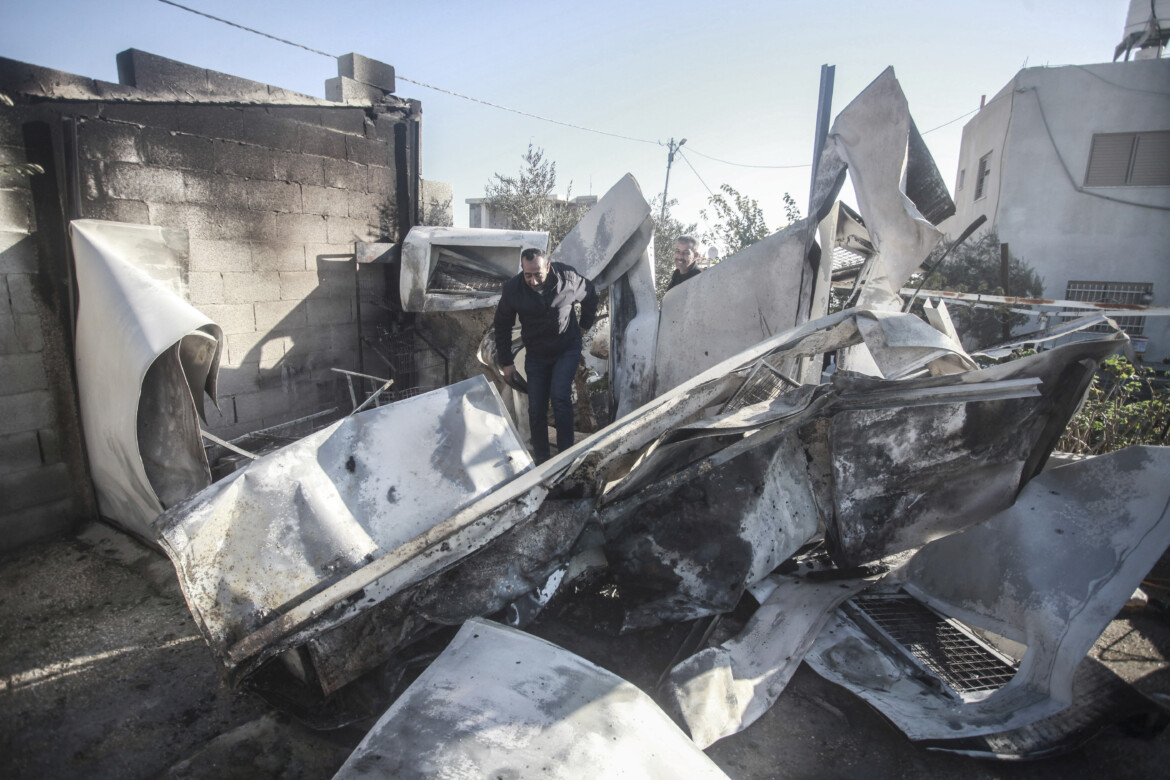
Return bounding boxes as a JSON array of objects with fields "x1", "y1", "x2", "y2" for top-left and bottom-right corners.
[
  {"x1": 685, "y1": 146, "x2": 811, "y2": 169},
  {"x1": 677, "y1": 149, "x2": 715, "y2": 198},
  {"x1": 156, "y1": 0, "x2": 659, "y2": 146},
  {"x1": 156, "y1": 0, "x2": 334, "y2": 58},
  {"x1": 920, "y1": 108, "x2": 979, "y2": 134}
]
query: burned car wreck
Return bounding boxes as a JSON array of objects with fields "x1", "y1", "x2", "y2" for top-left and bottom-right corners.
[{"x1": 71, "y1": 66, "x2": 1170, "y2": 771}]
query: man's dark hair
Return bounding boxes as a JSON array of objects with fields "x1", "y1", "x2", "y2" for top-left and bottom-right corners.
[
  {"x1": 521, "y1": 248, "x2": 547, "y2": 263},
  {"x1": 675, "y1": 235, "x2": 697, "y2": 251}
]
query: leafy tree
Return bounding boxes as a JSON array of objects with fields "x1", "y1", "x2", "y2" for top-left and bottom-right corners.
[
  {"x1": 484, "y1": 145, "x2": 582, "y2": 248},
  {"x1": 781, "y1": 192, "x2": 802, "y2": 226},
  {"x1": 650, "y1": 195, "x2": 698, "y2": 299},
  {"x1": 1057, "y1": 355, "x2": 1170, "y2": 454},
  {"x1": 701, "y1": 184, "x2": 769, "y2": 257},
  {"x1": 910, "y1": 228, "x2": 1043, "y2": 350}
]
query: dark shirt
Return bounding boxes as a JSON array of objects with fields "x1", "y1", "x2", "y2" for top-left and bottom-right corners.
[
  {"x1": 493, "y1": 262, "x2": 598, "y2": 367},
  {"x1": 667, "y1": 265, "x2": 702, "y2": 291}
]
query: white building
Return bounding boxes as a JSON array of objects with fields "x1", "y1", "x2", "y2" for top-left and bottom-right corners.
[{"x1": 940, "y1": 52, "x2": 1170, "y2": 363}]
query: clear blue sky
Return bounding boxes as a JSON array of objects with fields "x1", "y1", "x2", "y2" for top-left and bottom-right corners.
[{"x1": 1, "y1": 0, "x2": 1129, "y2": 243}]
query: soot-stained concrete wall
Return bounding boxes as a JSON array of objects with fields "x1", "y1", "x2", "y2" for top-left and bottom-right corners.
[{"x1": 0, "y1": 49, "x2": 421, "y2": 549}]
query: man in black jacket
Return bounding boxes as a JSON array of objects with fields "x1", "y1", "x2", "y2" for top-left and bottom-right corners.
[{"x1": 494, "y1": 248, "x2": 598, "y2": 463}]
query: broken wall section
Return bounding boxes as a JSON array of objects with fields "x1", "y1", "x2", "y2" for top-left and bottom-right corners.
[{"x1": 0, "y1": 50, "x2": 421, "y2": 549}]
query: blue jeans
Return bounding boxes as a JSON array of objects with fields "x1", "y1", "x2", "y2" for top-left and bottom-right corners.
[{"x1": 525, "y1": 346, "x2": 579, "y2": 462}]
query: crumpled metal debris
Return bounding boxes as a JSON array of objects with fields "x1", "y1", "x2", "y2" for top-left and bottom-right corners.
[
  {"x1": 70, "y1": 219, "x2": 222, "y2": 540},
  {"x1": 333, "y1": 618, "x2": 730, "y2": 779},
  {"x1": 806, "y1": 446, "x2": 1170, "y2": 750},
  {"x1": 399, "y1": 226, "x2": 547, "y2": 312}
]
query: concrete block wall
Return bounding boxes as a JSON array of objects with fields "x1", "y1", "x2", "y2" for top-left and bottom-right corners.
[
  {"x1": 0, "y1": 51, "x2": 420, "y2": 547},
  {"x1": 0, "y1": 137, "x2": 92, "y2": 548}
]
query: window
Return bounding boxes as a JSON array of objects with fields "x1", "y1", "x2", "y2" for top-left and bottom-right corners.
[
  {"x1": 957, "y1": 168, "x2": 966, "y2": 191},
  {"x1": 1065, "y1": 280, "x2": 1153, "y2": 336},
  {"x1": 1084, "y1": 131, "x2": 1170, "y2": 187},
  {"x1": 974, "y1": 153, "x2": 992, "y2": 200}
]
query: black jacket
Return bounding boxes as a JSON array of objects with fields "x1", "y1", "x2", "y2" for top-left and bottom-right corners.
[
  {"x1": 667, "y1": 265, "x2": 702, "y2": 291},
  {"x1": 493, "y1": 262, "x2": 598, "y2": 366}
]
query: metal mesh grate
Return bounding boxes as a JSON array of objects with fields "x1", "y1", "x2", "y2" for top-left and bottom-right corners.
[
  {"x1": 849, "y1": 593, "x2": 1018, "y2": 694},
  {"x1": 722, "y1": 361, "x2": 796, "y2": 414},
  {"x1": 428, "y1": 260, "x2": 506, "y2": 294}
]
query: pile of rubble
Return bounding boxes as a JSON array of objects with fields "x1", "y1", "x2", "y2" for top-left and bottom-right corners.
[{"x1": 66, "y1": 68, "x2": 1169, "y2": 775}]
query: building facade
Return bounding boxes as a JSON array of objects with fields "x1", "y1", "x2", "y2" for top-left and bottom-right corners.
[{"x1": 941, "y1": 58, "x2": 1170, "y2": 363}]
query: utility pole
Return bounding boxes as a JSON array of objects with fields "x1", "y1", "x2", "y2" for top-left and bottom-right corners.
[{"x1": 660, "y1": 137, "x2": 686, "y2": 222}]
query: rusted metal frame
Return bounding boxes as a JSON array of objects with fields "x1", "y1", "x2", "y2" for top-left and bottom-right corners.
[
  {"x1": 350, "y1": 379, "x2": 394, "y2": 415},
  {"x1": 902, "y1": 287, "x2": 1170, "y2": 317},
  {"x1": 227, "y1": 407, "x2": 337, "y2": 445}
]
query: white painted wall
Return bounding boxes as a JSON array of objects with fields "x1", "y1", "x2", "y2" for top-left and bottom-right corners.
[{"x1": 941, "y1": 59, "x2": 1170, "y2": 364}]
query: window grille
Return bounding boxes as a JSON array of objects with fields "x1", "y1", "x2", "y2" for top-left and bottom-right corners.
[{"x1": 1065, "y1": 280, "x2": 1153, "y2": 335}]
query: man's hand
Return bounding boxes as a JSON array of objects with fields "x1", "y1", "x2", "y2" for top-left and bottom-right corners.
[{"x1": 502, "y1": 365, "x2": 515, "y2": 384}]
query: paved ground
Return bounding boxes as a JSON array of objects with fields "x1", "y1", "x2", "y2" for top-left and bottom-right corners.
[{"x1": 2, "y1": 520, "x2": 1169, "y2": 779}]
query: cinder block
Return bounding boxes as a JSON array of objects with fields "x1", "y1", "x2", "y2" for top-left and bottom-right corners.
[
  {"x1": 254, "y1": 299, "x2": 306, "y2": 331},
  {"x1": 301, "y1": 184, "x2": 349, "y2": 217},
  {"x1": 179, "y1": 107, "x2": 246, "y2": 142},
  {"x1": 99, "y1": 103, "x2": 181, "y2": 129},
  {"x1": 306, "y1": 244, "x2": 357, "y2": 267},
  {"x1": 0, "y1": 233, "x2": 36, "y2": 274},
  {"x1": 0, "y1": 188, "x2": 32, "y2": 232},
  {"x1": 316, "y1": 268, "x2": 356, "y2": 300},
  {"x1": 0, "y1": 353, "x2": 48, "y2": 395},
  {"x1": 0, "y1": 431, "x2": 42, "y2": 474},
  {"x1": 222, "y1": 271, "x2": 280, "y2": 304},
  {"x1": 316, "y1": 108, "x2": 367, "y2": 136},
  {"x1": 196, "y1": 303, "x2": 255, "y2": 335},
  {"x1": 78, "y1": 120, "x2": 141, "y2": 163},
  {"x1": 213, "y1": 140, "x2": 274, "y2": 180},
  {"x1": 347, "y1": 189, "x2": 392, "y2": 223},
  {"x1": 325, "y1": 76, "x2": 385, "y2": 105},
  {"x1": 138, "y1": 127, "x2": 213, "y2": 171},
  {"x1": 238, "y1": 109, "x2": 301, "y2": 152},
  {"x1": 189, "y1": 237, "x2": 252, "y2": 273},
  {"x1": 105, "y1": 162, "x2": 186, "y2": 202},
  {"x1": 117, "y1": 49, "x2": 208, "y2": 94},
  {"x1": 205, "y1": 70, "x2": 273, "y2": 102},
  {"x1": 149, "y1": 202, "x2": 277, "y2": 242},
  {"x1": 0, "y1": 497, "x2": 77, "y2": 553},
  {"x1": 0, "y1": 461, "x2": 70, "y2": 514},
  {"x1": 270, "y1": 107, "x2": 322, "y2": 125},
  {"x1": 37, "y1": 428, "x2": 61, "y2": 465},
  {"x1": 215, "y1": 361, "x2": 261, "y2": 393},
  {"x1": 251, "y1": 244, "x2": 307, "y2": 272},
  {"x1": 281, "y1": 325, "x2": 333, "y2": 353},
  {"x1": 81, "y1": 198, "x2": 150, "y2": 225},
  {"x1": 322, "y1": 158, "x2": 367, "y2": 191},
  {"x1": 184, "y1": 172, "x2": 301, "y2": 214},
  {"x1": 6, "y1": 274, "x2": 37, "y2": 314},
  {"x1": 258, "y1": 335, "x2": 291, "y2": 370},
  {"x1": 299, "y1": 124, "x2": 347, "y2": 159},
  {"x1": 326, "y1": 215, "x2": 380, "y2": 244},
  {"x1": 367, "y1": 163, "x2": 395, "y2": 195},
  {"x1": 187, "y1": 272, "x2": 224, "y2": 305},
  {"x1": 279, "y1": 270, "x2": 319, "y2": 301},
  {"x1": 306, "y1": 298, "x2": 353, "y2": 326},
  {"x1": 273, "y1": 151, "x2": 324, "y2": 186},
  {"x1": 233, "y1": 386, "x2": 298, "y2": 426},
  {"x1": 226, "y1": 330, "x2": 267, "y2": 365},
  {"x1": 345, "y1": 135, "x2": 392, "y2": 168},
  {"x1": 337, "y1": 54, "x2": 395, "y2": 92},
  {"x1": 272, "y1": 212, "x2": 328, "y2": 245},
  {"x1": 12, "y1": 314, "x2": 42, "y2": 353},
  {"x1": 0, "y1": 312, "x2": 15, "y2": 354},
  {"x1": 0, "y1": 390, "x2": 55, "y2": 435}
]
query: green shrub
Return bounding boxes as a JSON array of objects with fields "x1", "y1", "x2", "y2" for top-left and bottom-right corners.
[{"x1": 1057, "y1": 356, "x2": 1170, "y2": 454}]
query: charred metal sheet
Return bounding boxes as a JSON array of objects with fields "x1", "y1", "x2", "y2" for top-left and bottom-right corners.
[
  {"x1": 807, "y1": 446, "x2": 1170, "y2": 744},
  {"x1": 399, "y1": 226, "x2": 547, "y2": 312},
  {"x1": 835, "y1": 68, "x2": 946, "y2": 315},
  {"x1": 155, "y1": 376, "x2": 535, "y2": 685},
  {"x1": 69, "y1": 219, "x2": 222, "y2": 540},
  {"x1": 547, "y1": 173, "x2": 652, "y2": 290},
  {"x1": 333, "y1": 619, "x2": 730, "y2": 780},
  {"x1": 609, "y1": 230, "x2": 659, "y2": 418},
  {"x1": 905, "y1": 118, "x2": 956, "y2": 226},
  {"x1": 825, "y1": 330, "x2": 1128, "y2": 567},
  {"x1": 666, "y1": 573, "x2": 871, "y2": 748}
]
